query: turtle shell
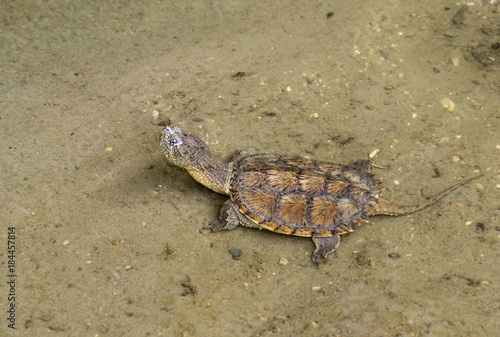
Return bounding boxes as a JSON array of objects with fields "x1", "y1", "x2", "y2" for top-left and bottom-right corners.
[{"x1": 229, "y1": 154, "x2": 382, "y2": 238}]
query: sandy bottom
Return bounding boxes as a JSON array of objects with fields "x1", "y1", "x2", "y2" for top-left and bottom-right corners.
[{"x1": 1, "y1": 0, "x2": 499, "y2": 336}]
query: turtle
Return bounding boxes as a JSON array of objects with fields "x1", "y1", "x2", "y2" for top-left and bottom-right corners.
[{"x1": 159, "y1": 126, "x2": 482, "y2": 263}]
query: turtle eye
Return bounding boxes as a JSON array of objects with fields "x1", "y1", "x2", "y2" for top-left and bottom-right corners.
[{"x1": 169, "y1": 137, "x2": 183, "y2": 147}]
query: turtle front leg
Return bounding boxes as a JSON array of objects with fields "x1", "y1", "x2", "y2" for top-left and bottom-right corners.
[
  {"x1": 206, "y1": 199, "x2": 258, "y2": 232},
  {"x1": 312, "y1": 235, "x2": 340, "y2": 264}
]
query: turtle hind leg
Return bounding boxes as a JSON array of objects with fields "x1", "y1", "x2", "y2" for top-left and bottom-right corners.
[
  {"x1": 369, "y1": 173, "x2": 484, "y2": 216},
  {"x1": 312, "y1": 235, "x2": 340, "y2": 264},
  {"x1": 206, "y1": 199, "x2": 258, "y2": 232}
]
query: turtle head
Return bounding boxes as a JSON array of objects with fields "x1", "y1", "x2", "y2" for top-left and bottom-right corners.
[
  {"x1": 160, "y1": 126, "x2": 211, "y2": 171},
  {"x1": 159, "y1": 126, "x2": 232, "y2": 195}
]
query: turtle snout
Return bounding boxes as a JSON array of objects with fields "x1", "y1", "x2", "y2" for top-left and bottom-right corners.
[{"x1": 161, "y1": 127, "x2": 184, "y2": 150}]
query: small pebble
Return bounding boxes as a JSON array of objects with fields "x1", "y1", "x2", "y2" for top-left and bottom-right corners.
[
  {"x1": 229, "y1": 248, "x2": 242, "y2": 260},
  {"x1": 440, "y1": 98, "x2": 456, "y2": 111},
  {"x1": 369, "y1": 149, "x2": 380, "y2": 158},
  {"x1": 278, "y1": 257, "x2": 289, "y2": 266}
]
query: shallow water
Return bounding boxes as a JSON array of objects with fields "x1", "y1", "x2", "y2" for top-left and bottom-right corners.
[{"x1": 1, "y1": 0, "x2": 499, "y2": 336}]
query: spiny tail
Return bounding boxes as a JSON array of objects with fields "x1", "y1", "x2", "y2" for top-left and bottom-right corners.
[{"x1": 369, "y1": 174, "x2": 484, "y2": 216}]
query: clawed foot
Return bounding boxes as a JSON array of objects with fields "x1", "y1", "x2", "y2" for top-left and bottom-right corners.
[
  {"x1": 201, "y1": 220, "x2": 227, "y2": 233},
  {"x1": 312, "y1": 235, "x2": 340, "y2": 265}
]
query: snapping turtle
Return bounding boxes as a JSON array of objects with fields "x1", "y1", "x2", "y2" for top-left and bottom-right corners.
[{"x1": 160, "y1": 126, "x2": 481, "y2": 263}]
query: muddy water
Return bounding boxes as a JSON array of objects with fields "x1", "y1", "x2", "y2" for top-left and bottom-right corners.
[{"x1": 1, "y1": 0, "x2": 498, "y2": 336}]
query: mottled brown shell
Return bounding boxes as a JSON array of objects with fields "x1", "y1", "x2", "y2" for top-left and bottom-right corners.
[{"x1": 230, "y1": 154, "x2": 382, "y2": 238}]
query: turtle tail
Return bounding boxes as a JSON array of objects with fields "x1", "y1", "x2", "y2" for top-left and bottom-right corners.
[{"x1": 369, "y1": 174, "x2": 483, "y2": 216}]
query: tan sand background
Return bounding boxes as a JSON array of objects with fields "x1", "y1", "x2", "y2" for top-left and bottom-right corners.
[{"x1": 1, "y1": 0, "x2": 499, "y2": 336}]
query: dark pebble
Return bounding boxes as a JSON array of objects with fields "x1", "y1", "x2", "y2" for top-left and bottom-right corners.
[
  {"x1": 388, "y1": 253, "x2": 401, "y2": 259},
  {"x1": 475, "y1": 223, "x2": 486, "y2": 232},
  {"x1": 387, "y1": 292, "x2": 397, "y2": 299},
  {"x1": 229, "y1": 248, "x2": 242, "y2": 260}
]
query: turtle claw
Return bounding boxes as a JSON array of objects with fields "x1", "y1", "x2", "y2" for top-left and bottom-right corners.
[
  {"x1": 312, "y1": 235, "x2": 340, "y2": 264},
  {"x1": 203, "y1": 220, "x2": 228, "y2": 233}
]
